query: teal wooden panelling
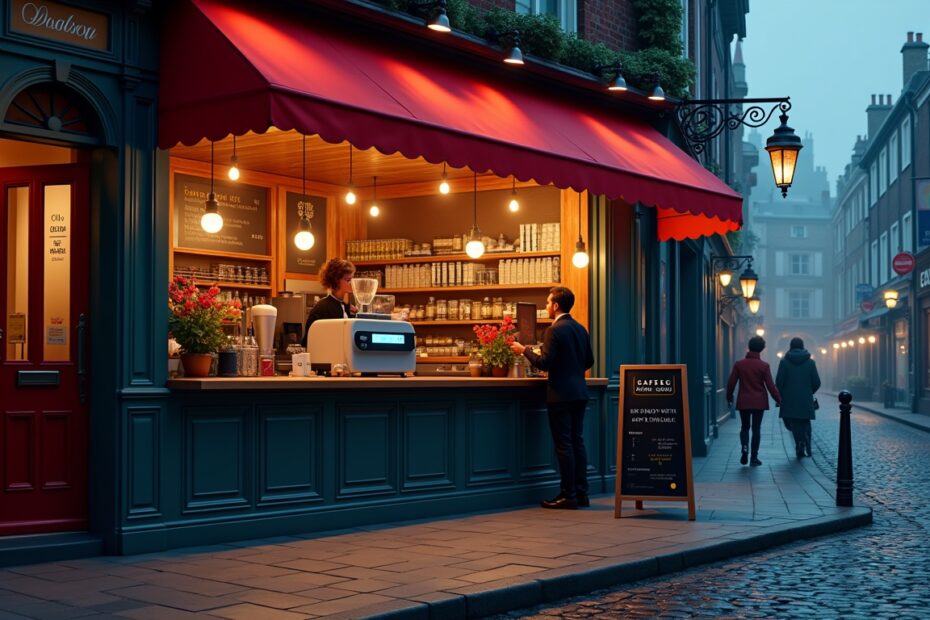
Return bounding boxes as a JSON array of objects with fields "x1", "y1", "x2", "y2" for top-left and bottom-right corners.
[
  {"x1": 337, "y1": 404, "x2": 396, "y2": 498},
  {"x1": 582, "y1": 399, "x2": 601, "y2": 477},
  {"x1": 126, "y1": 408, "x2": 160, "y2": 519},
  {"x1": 402, "y1": 403, "x2": 455, "y2": 491},
  {"x1": 258, "y1": 408, "x2": 322, "y2": 506},
  {"x1": 466, "y1": 401, "x2": 516, "y2": 485},
  {"x1": 518, "y1": 403, "x2": 556, "y2": 479},
  {"x1": 184, "y1": 412, "x2": 249, "y2": 513}
]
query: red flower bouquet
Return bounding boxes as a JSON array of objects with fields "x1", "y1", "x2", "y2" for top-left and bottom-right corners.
[
  {"x1": 473, "y1": 315, "x2": 517, "y2": 369},
  {"x1": 168, "y1": 276, "x2": 242, "y2": 354}
]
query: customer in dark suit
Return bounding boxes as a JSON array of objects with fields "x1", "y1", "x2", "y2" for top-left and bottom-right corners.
[
  {"x1": 726, "y1": 336, "x2": 781, "y2": 467},
  {"x1": 301, "y1": 257, "x2": 356, "y2": 348},
  {"x1": 511, "y1": 287, "x2": 594, "y2": 510}
]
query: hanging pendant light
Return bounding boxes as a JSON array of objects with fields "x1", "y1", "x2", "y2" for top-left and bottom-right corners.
[
  {"x1": 465, "y1": 171, "x2": 485, "y2": 259},
  {"x1": 571, "y1": 192, "x2": 589, "y2": 269},
  {"x1": 438, "y1": 162, "x2": 450, "y2": 195},
  {"x1": 508, "y1": 177, "x2": 519, "y2": 212},
  {"x1": 294, "y1": 134, "x2": 315, "y2": 251},
  {"x1": 227, "y1": 135, "x2": 240, "y2": 181},
  {"x1": 344, "y1": 144, "x2": 357, "y2": 205},
  {"x1": 201, "y1": 141, "x2": 223, "y2": 233},
  {"x1": 369, "y1": 176, "x2": 380, "y2": 217}
]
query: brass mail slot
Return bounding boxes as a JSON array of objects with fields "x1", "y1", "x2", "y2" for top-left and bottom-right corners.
[{"x1": 17, "y1": 370, "x2": 60, "y2": 387}]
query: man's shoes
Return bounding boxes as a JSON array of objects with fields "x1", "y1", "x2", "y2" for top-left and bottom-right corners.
[
  {"x1": 576, "y1": 493, "x2": 590, "y2": 508},
  {"x1": 541, "y1": 495, "x2": 578, "y2": 510},
  {"x1": 740, "y1": 448, "x2": 749, "y2": 465},
  {"x1": 750, "y1": 457, "x2": 763, "y2": 467}
]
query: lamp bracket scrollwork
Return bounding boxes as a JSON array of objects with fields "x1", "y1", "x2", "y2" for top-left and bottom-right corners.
[
  {"x1": 676, "y1": 98, "x2": 791, "y2": 155},
  {"x1": 711, "y1": 254, "x2": 753, "y2": 273}
]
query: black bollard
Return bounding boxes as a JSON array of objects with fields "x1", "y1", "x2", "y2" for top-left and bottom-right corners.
[{"x1": 836, "y1": 390, "x2": 853, "y2": 507}]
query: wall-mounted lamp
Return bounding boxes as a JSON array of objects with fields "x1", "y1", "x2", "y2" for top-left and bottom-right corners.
[
  {"x1": 858, "y1": 336, "x2": 866, "y2": 345},
  {"x1": 487, "y1": 29, "x2": 523, "y2": 65},
  {"x1": 439, "y1": 162, "x2": 450, "y2": 195},
  {"x1": 648, "y1": 74, "x2": 666, "y2": 101},
  {"x1": 676, "y1": 97, "x2": 801, "y2": 198},
  {"x1": 820, "y1": 348, "x2": 828, "y2": 355},
  {"x1": 465, "y1": 171, "x2": 485, "y2": 259},
  {"x1": 712, "y1": 255, "x2": 757, "y2": 299},
  {"x1": 868, "y1": 335, "x2": 877, "y2": 344},
  {"x1": 344, "y1": 144, "x2": 357, "y2": 205},
  {"x1": 747, "y1": 296, "x2": 761, "y2": 315},
  {"x1": 841, "y1": 342, "x2": 848, "y2": 348},
  {"x1": 594, "y1": 63, "x2": 627, "y2": 92},
  {"x1": 410, "y1": 0, "x2": 451, "y2": 32},
  {"x1": 227, "y1": 135, "x2": 240, "y2": 181},
  {"x1": 883, "y1": 289, "x2": 899, "y2": 308},
  {"x1": 756, "y1": 327, "x2": 765, "y2": 337},
  {"x1": 572, "y1": 192, "x2": 589, "y2": 269},
  {"x1": 833, "y1": 343, "x2": 840, "y2": 349},
  {"x1": 294, "y1": 135, "x2": 315, "y2": 251},
  {"x1": 508, "y1": 177, "x2": 519, "y2": 212},
  {"x1": 201, "y1": 141, "x2": 223, "y2": 234}
]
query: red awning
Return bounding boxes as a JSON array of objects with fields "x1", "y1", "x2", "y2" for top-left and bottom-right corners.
[{"x1": 159, "y1": 0, "x2": 742, "y2": 240}]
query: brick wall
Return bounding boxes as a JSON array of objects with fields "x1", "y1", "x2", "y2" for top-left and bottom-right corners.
[
  {"x1": 466, "y1": 0, "x2": 513, "y2": 14},
  {"x1": 578, "y1": 0, "x2": 638, "y2": 52}
]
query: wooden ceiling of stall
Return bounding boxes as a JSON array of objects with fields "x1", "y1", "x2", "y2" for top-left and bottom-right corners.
[{"x1": 169, "y1": 129, "x2": 495, "y2": 188}]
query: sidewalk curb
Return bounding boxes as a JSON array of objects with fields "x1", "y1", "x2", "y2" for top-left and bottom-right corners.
[
  {"x1": 822, "y1": 391, "x2": 930, "y2": 435},
  {"x1": 352, "y1": 506, "x2": 872, "y2": 619}
]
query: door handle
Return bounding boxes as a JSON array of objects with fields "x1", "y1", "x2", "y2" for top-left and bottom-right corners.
[{"x1": 77, "y1": 313, "x2": 87, "y2": 404}]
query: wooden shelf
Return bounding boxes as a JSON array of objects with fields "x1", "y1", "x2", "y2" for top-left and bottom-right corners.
[
  {"x1": 191, "y1": 280, "x2": 271, "y2": 290},
  {"x1": 174, "y1": 247, "x2": 273, "y2": 261},
  {"x1": 381, "y1": 283, "x2": 558, "y2": 293},
  {"x1": 352, "y1": 250, "x2": 560, "y2": 266},
  {"x1": 416, "y1": 356, "x2": 469, "y2": 364},
  {"x1": 409, "y1": 319, "x2": 552, "y2": 326}
]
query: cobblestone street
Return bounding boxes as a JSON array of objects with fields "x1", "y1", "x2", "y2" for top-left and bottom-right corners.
[{"x1": 494, "y1": 400, "x2": 930, "y2": 619}]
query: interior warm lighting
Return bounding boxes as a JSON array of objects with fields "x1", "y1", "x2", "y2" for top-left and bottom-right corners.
[
  {"x1": 718, "y1": 270, "x2": 734, "y2": 287},
  {"x1": 227, "y1": 135, "x2": 240, "y2": 181},
  {"x1": 508, "y1": 177, "x2": 519, "y2": 212},
  {"x1": 465, "y1": 171, "x2": 485, "y2": 259},
  {"x1": 847, "y1": 339, "x2": 854, "y2": 347},
  {"x1": 739, "y1": 263, "x2": 758, "y2": 299},
  {"x1": 833, "y1": 343, "x2": 840, "y2": 349},
  {"x1": 345, "y1": 144, "x2": 357, "y2": 204},
  {"x1": 439, "y1": 162, "x2": 450, "y2": 195},
  {"x1": 883, "y1": 289, "x2": 899, "y2": 308},
  {"x1": 841, "y1": 342, "x2": 847, "y2": 348},
  {"x1": 756, "y1": 328, "x2": 765, "y2": 337},
  {"x1": 746, "y1": 296, "x2": 761, "y2": 314},
  {"x1": 765, "y1": 112, "x2": 803, "y2": 198},
  {"x1": 572, "y1": 192, "x2": 588, "y2": 269},
  {"x1": 868, "y1": 335, "x2": 876, "y2": 344},
  {"x1": 820, "y1": 348, "x2": 828, "y2": 355},
  {"x1": 294, "y1": 134, "x2": 315, "y2": 251},
  {"x1": 858, "y1": 336, "x2": 865, "y2": 344},
  {"x1": 201, "y1": 141, "x2": 223, "y2": 233},
  {"x1": 368, "y1": 175, "x2": 380, "y2": 217}
]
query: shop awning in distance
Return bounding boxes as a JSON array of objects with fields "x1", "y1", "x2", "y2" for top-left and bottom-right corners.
[{"x1": 159, "y1": 0, "x2": 742, "y2": 241}]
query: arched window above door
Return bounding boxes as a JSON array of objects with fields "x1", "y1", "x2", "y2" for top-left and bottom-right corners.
[{"x1": 3, "y1": 82, "x2": 101, "y2": 146}]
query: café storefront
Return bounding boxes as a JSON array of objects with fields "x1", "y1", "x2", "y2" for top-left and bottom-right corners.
[{"x1": 0, "y1": 0, "x2": 741, "y2": 556}]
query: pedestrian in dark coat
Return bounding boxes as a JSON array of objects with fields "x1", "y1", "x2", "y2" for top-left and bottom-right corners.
[
  {"x1": 775, "y1": 337, "x2": 821, "y2": 459},
  {"x1": 726, "y1": 336, "x2": 781, "y2": 466}
]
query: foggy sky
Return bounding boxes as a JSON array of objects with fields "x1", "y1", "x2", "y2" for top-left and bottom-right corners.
[{"x1": 741, "y1": 0, "x2": 927, "y2": 193}]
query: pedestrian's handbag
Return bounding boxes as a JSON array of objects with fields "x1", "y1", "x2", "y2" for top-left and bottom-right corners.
[{"x1": 813, "y1": 397, "x2": 820, "y2": 410}]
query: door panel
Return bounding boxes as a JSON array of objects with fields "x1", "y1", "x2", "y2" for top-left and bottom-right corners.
[{"x1": 0, "y1": 164, "x2": 88, "y2": 534}]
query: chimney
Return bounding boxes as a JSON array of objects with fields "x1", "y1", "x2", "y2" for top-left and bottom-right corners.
[
  {"x1": 866, "y1": 94, "x2": 893, "y2": 141},
  {"x1": 902, "y1": 31, "x2": 929, "y2": 88}
]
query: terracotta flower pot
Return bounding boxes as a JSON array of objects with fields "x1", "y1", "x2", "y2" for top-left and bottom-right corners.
[
  {"x1": 490, "y1": 364, "x2": 509, "y2": 378},
  {"x1": 180, "y1": 352, "x2": 213, "y2": 377}
]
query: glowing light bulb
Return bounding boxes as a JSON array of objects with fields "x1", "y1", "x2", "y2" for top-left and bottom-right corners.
[
  {"x1": 369, "y1": 204, "x2": 380, "y2": 217},
  {"x1": 227, "y1": 164, "x2": 240, "y2": 181},
  {"x1": 572, "y1": 249, "x2": 589, "y2": 269},
  {"x1": 294, "y1": 229, "x2": 315, "y2": 251},
  {"x1": 201, "y1": 211, "x2": 223, "y2": 233},
  {"x1": 508, "y1": 197, "x2": 520, "y2": 212},
  {"x1": 345, "y1": 187, "x2": 357, "y2": 205},
  {"x1": 439, "y1": 178, "x2": 450, "y2": 195},
  {"x1": 465, "y1": 238, "x2": 485, "y2": 259}
]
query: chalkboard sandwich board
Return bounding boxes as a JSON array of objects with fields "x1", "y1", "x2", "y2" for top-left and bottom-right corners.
[{"x1": 614, "y1": 364, "x2": 695, "y2": 521}]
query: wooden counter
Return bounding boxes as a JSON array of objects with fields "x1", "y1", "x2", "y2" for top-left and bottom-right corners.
[{"x1": 168, "y1": 376, "x2": 609, "y2": 390}]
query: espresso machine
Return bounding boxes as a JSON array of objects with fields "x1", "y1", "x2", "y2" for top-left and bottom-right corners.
[{"x1": 271, "y1": 292, "x2": 306, "y2": 353}]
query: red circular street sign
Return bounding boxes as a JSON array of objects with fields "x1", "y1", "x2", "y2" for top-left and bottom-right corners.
[
  {"x1": 893, "y1": 252, "x2": 916, "y2": 275},
  {"x1": 860, "y1": 300, "x2": 875, "y2": 313}
]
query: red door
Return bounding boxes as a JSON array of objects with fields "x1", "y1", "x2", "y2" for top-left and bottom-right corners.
[{"x1": 0, "y1": 164, "x2": 89, "y2": 535}]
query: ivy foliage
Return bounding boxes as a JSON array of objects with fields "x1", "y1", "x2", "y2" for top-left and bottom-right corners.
[{"x1": 369, "y1": 0, "x2": 694, "y2": 97}]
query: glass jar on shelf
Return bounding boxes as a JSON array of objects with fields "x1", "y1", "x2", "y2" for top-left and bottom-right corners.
[
  {"x1": 481, "y1": 297, "x2": 492, "y2": 319},
  {"x1": 426, "y1": 297, "x2": 436, "y2": 321},
  {"x1": 447, "y1": 299, "x2": 458, "y2": 320},
  {"x1": 461, "y1": 299, "x2": 471, "y2": 320},
  {"x1": 492, "y1": 297, "x2": 503, "y2": 319},
  {"x1": 472, "y1": 299, "x2": 483, "y2": 320},
  {"x1": 436, "y1": 298, "x2": 448, "y2": 321}
]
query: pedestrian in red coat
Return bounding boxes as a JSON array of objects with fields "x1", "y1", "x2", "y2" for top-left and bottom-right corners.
[{"x1": 726, "y1": 336, "x2": 782, "y2": 466}]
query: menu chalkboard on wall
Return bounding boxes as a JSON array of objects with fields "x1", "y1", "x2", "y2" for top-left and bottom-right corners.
[
  {"x1": 614, "y1": 364, "x2": 695, "y2": 520},
  {"x1": 285, "y1": 192, "x2": 327, "y2": 275},
  {"x1": 174, "y1": 174, "x2": 268, "y2": 256}
]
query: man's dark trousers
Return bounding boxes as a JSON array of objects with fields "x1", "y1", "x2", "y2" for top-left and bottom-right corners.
[{"x1": 548, "y1": 400, "x2": 588, "y2": 498}]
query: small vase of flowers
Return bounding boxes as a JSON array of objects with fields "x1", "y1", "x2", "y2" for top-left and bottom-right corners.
[
  {"x1": 473, "y1": 316, "x2": 517, "y2": 377},
  {"x1": 168, "y1": 276, "x2": 241, "y2": 376}
]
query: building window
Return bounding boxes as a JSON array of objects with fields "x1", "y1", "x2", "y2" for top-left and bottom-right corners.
[
  {"x1": 789, "y1": 291, "x2": 811, "y2": 318},
  {"x1": 879, "y1": 148, "x2": 887, "y2": 196},
  {"x1": 902, "y1": 117, "x2": 912, "y2": 170},
  {"x1": 870, "y1": 162, "x2": 877, "y2": 205},
  {"x1": 880, "y1": 231, "x2": 889, "y2": 283},
  {"x1": 890, "y1": 132, "x2": 899, "y2": 185},
  {"x1": 789, "y1": 253, "x2": 810, "y2": 275},
  {"x1": 903, "y1": 212, "x2": 913, "y2": 253},
  {"x1": 516, "y1": 0, "x2": 577, "y2": 32},
  {"x1": 871, "y1": 240, "x2": 878, "y2": 286},
  {"x1": 790, "y1": 224, "x2": 807, "y2": 239},
  {"x1": 891, "y1": 221, "x2": 900, "y2": 253}
]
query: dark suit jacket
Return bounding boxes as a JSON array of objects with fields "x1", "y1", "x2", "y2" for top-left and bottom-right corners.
[
  {"x1": 301, "y1": 295, "x2": 352, "y2": 347},
  {"x1": 523, "y1": 314, "x2": 594, "y2": 403}
]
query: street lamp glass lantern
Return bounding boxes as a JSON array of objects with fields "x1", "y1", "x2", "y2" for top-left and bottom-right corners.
[
  {"x1": 883, "y1": 289, "x2": 899, "y2": 308},
  {"x1": 718, "y1": 269, "x2": 734, "y2": 287},
  {"x1": 765, "y1": 112, "x2": 803, "y2": 198},
  {"x1": 739, "y1": 265, "x2": 758, "y2": 299},
  {"x1": 747, "y1": 296, "x2": 761, "y2": 314}
]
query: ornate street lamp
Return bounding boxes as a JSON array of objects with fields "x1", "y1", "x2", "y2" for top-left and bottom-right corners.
[{"x1": 676, "y1": 97, "x2": 802, "y2": 198}]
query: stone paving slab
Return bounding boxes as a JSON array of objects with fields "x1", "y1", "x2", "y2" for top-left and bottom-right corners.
[{"x1": 0, "y1": 412, "x2": 871, "y2": 619}]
